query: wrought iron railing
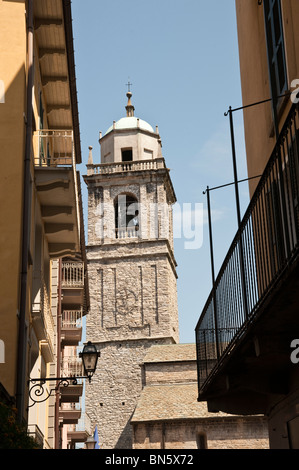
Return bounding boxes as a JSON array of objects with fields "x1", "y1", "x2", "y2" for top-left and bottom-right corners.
[
  {"x1": 62, "y1": 310, "x2": 83, "y2": 329},
  {"x1": 61, "y1": 401, "x2": 81, "y2": 411},
  {"x1": 33, "y1": 130, "x2": 80, "y2": 238},
  {"x1": 68, "y1": 413, "x2": 92, "y2": 435},
  {"x1": 61, "y1": 357, "x2": 83, "y2": 379},
  {"x1": 33, "y1": 130, "x2": 74, "y2": 167},
  {"x1": 196, "y1": 102, "x2": 299, "y2": 393},
  {"x1": 27, "y1": 424, "x2": 44, "y2": 448},
  {"x1": 62, "y1": 262, "x2": 84, "y2": 288}
]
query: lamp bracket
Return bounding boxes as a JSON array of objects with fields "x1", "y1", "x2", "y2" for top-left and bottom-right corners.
[{"x1": 28, "y1": 376, "x2": 88, "y2": 408}]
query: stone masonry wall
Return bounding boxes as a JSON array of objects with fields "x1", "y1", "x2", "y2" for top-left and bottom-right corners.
[
  {"x1": 132, "y1": 419, "x2": 269, "y2": 449},
  {"x1": 85, "y1": 242, "x2": 179, "y2": 448},
  {"x1": 84, "y1": 167, "x2": 179, "y2": 449},
  {"x1": 85, "y1": 338, "x2": 174, "y2": 449},
  {"x1": 86, "y1": 173, "x2": 175, "y2": 247},
  {"x1": 144, "y1": 361, "x2": 197, "y2": 385},
  {"x1": 86, "y1": 243, "x2": 179, "y2": 344}
]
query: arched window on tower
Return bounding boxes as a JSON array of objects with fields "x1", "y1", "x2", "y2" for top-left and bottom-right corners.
[{"x1": 115, "y1": 194, "x2": 139, "y2": 239}]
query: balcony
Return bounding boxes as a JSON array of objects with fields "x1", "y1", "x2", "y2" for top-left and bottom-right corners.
[
  {"x1": 62, "y1": 261, "x2": 84, "y2": 288},
  {"x1": 27, "y1": 424, "x2": 44, "y2": 449},
  {"x1": 195, "y1": 102, "x2": 299, "y2": 415},
  {"x1": 87, "y1": 157, "x2": 166, "y2": 176},
  {"x1": 60, "y1": 402, "x2": 81, "y2": 425},
  {"x1": 67, "y1": 413, "x2": 93, "y2": 447},
  {"x1": 33, "y1": 130, "x2": 80, "y2": 258},
  {"x1": 31, "y1": 272, "x2": 55, "y2": 362},
  {"x1": 61, "y1": 309, "x2": 83, "y2": 346},
  {"x1": 61, "y1": 261, "x2": 85, "y2": 307},
  {"x1": 115, "y1": 227, "x2": 139, "y2": 239},
  {"x1": 60, "y1": 357, "x2": 84, "y2": 403}
]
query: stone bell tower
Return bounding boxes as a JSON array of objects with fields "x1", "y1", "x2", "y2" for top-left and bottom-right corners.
[{"x1": 83, "y1": 91, "x2": 179, "y2": 449}]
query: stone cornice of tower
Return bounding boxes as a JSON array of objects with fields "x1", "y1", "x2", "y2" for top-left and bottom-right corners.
[
  {"x1": 87, "y1": 238, "x2": 178, "y2": 279},
  {"x1": 84, "y1": 161, "x2": 176, "y2": 205},
  {"x1": 86, "y1": 337, "x2": 177, "y2": 348}
]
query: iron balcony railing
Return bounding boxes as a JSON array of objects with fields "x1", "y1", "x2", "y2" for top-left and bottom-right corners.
[
  {"x1": 33, "y1": 130, "x2": 75, "y2": 167},
  {"x1": 33, "y1": 130, "x2": 81, "y2": 238},
  {"x1": 68, "y1": 412, "x2": 92, "y2": 436},
  {"x1": 27, "y1": 424, "x2": 44, "y2": 448},
  {"x1": 61, "y1": 401, "x2": 82, "y2": 412},
  {"x1": 196, "y1": 102, "x2": 299, "y2": 393},
  {"x1": 61, "y1": 261, "x2": 84, "y2": 288},
  {"x1": 61, "y1": 357, "x2": 83, "y2": 379},
  {"x1": 62, "y1": 310, "x2": 83, "y2": 329}
]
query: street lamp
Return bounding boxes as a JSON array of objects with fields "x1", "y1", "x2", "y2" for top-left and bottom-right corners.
[
  {"x1": 85, "y1": 435, "x2": 97, "y2": 450},
  {"x1": 28, "y1": 341, "x2": 100, "y2": 407},
  {"x1": 79, "y1": 341, "x2": 100, "y2": 383}
]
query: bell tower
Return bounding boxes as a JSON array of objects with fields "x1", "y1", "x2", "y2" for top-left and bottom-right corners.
[{"x1": 83, "y1": 92, "x2": 179, "y2": 449}]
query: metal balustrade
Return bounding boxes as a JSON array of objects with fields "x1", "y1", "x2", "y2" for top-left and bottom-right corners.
[
  {"x1": 68, "y1": 413, "x2": 92, "y2": 435},
  {"x1": 62, "y1": 310, "x2": 83, "y2": 329},
  {"x1": 61, "y1": 401, "x2": 81, "y2": 411},
  {"x1": 196, "y1": 102, "x2": 299, "y2": 392},
  {"x1": 33, "y1": 130, "x2": 75, "y2": 167},
  {"x1": 61, "y1": 357, "x2": 83, "y2": 378},
  {"x1": 33, "y1": 130, "x2": 81, "y2": 242},
  {"x1": 61, "y1": 262, "x2": 84, "y2": 288},
  {"x1": 27, "y1": 424, "x2": 44, "y2": 448}
]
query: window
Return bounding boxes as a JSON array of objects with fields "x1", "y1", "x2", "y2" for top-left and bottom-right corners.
[
  {"x1": 39, "y1": 91, "x2": 45, "y2": 165},
  {"x1": 122, "y1": 148, "x2": 133, "y2": 162},
  {"x1": 263, "y1": 0, "x2": 287, "y2": 103},
  {"x1": 288, "y1": 416, "x2": 299, "y2": 449},
  {"x1": 196, "y1": 433, "x2": 207, "y2": 449},
  {"x1": 0, "y1": 80, "x2": 5, "y2": 103},
  {"x1": 115, "y1": 194, "x2": 139, "y2": 238},
  {"x1": 39, "y1": 91, "x2": 44, "y2": 129},
  {"x1": 0, "y1": 340, "x2": 4, "y2": 364},
  {"x1": 144, "y1": 148, "x2": 153, "y2": 159}
]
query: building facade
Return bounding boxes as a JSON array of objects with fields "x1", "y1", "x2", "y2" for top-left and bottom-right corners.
[
  {"x1": 84, "y1": 92, "x2": 270, "y2": 450},
  {"x1": 0, "y1": 0, "x2": 90, "y2": 448},
  {"x1": 84, "y1": 92, "x2": 180, "y2": 449},
  {"x1": 196, "y1": 0, "x2": 299, "y2": 449},
  {"x1": 131, "y1": 344, "x2": 269, "y2": 449}
]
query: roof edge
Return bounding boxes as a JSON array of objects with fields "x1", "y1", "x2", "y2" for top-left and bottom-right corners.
[{"x1": 62, "y1": 0, "x2": 82, "y2": 165}]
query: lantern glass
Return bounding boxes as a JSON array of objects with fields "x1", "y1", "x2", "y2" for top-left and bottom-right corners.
[
  {"x1": 80, "y1": 342, "x2": 99, "y2": 379},
  {"x1": 85, "y1": 435, "x2": 96, "y2": 450}
]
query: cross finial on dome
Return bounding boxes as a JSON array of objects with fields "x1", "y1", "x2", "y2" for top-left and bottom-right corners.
[
  {"x1": 126, "y1": 80, "x2": 132, "y2": 93},
  {"x1": 125, "y1": 81, "x2": 135, "y2": 117}
]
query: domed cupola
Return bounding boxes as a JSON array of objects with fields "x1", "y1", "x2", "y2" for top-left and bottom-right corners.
[{"x1": 98, "y1": 91, "x2": 162, "y2": 164}]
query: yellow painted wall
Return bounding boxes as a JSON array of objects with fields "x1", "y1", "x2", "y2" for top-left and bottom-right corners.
[
  {"x1": 235, "y1": 0, "x2": 299, "y2": 196},
  {"x1": 0, "y1": 0, "x2": 27, "y2": 397}
]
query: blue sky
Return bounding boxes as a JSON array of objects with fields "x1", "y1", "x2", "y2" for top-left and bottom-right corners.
[{"x1": 72, "y1": 0, "x2": 250, "y2": 344}]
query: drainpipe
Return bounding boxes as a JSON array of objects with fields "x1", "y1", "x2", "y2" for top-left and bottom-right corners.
[
  {"x1": 16, "y1": 0, "x2": 34, "y2": 424},
  {"x1": 55, "y1": 259, "x2": 62, "y2": 449}
]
